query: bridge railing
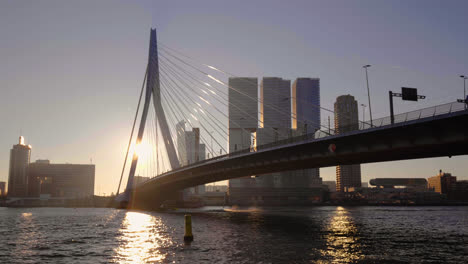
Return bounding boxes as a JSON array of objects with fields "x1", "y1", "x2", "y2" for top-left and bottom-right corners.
[
  {"x1": 160, "y1": 101, "x2": 466, "y2": 176},
  {"x1": 225, "y1": 101, "x2": 466, "y2": 159}
]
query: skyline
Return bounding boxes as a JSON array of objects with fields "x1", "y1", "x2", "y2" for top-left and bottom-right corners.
[{"x1": 1, "y1": 0, "x2": 468, "y2": 195}]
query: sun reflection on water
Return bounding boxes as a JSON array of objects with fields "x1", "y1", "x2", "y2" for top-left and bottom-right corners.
[
  {"x1": 320, "y1": 206, "x2": 363, "y2": 263},
  {"x1": 114, "y1": 211, "x2": 172, "y2": 263}
]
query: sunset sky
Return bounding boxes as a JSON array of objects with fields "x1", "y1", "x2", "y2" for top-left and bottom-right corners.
[{"x1": 1, "y1": 0, "x2": 467, "y2": 195}]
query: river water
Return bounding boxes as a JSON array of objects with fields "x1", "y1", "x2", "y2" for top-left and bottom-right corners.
[{"x1": 0, "y1": 206, "x2": 467, "y2": 263}]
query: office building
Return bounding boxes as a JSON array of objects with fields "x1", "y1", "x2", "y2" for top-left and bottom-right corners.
[
  {"x1": 177, "y1": 122, "x2": 204, "y2": 166},
  {"x1": 335, "y1": 95, "x2": 361, "y2": 192},
  {"x1": 257, "y1": 77, "x2": 293, "y2": 189},
  {"x1": 228, "y1": 78, "x2": 258, "y2": 191},
  {"x1": 28, "y1": 160, "x2": 95, "y2": 198},
  {"x1": 7, "y1": 136, "x2": 32, "y2": 197},
  {"x1": 291, "y1": 78, "x2": 322, "y2": 187},
  {"x1": 260, "y1": 77, "x2": 291, "y2": 129},
  {"x1": 176, "y1": 122, "x2": 206, "y2": 195},
  {"x1": 292, "y1": 78, "x2": 320, "y2": 133}
]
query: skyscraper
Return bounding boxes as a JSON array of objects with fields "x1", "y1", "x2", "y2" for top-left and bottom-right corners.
[
  {"x1": 291, "y1": 78, "x2": 321, "y2": 186},
  {"x1": 228, "y1": 77, "x2": 258, "y2": 153},
  {"x1": 228, "y1": 77, "x2": 258, "y2": 191},
  {"x1": 257, "y1": 77, "x2": 292, "y2": 188},
  {"x1": 176, "y1": 122, "x2": 203, "y2": 166},
  {"x1": 260, "y1": 77, "x2": 291, "y2": 129},
  {"x1": 292, "y1": 78, "x2": 320, "y2": 133},
  {"x1": 334, "y1": 95, "x2": 361, "y2": 192},
  {"x1": 8, "y1": 136, "x2": 31, "y2": 197},
  {"x1": 176, "y1": 122, "x2": 206, "y2": 195}
]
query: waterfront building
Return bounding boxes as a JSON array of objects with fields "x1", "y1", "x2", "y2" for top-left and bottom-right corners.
[
  {"x1": 370, "y1": 178, "x2": 428, "y2": 189},
  {"x1": 257, "y1": 77, "x2": 293, "y2": 189},
  {"x1": 177, "y1": 122, "x2": 206, "y2": 165},
  {"x1": 427, "y1": 170, "x2": 457, "y2": 194},
  {"x1": 260, "y1": 77, "x2": 291, "y2": 129},
  {"x1": 229, "y1": 77, "x2": 325, "y2": 205},
  {"x1": 291, "y1": 78, "x2": 321, "y2": 187},
  {"x1": 7, "y1": 136, "x2": 32, "y2": 197},
  {"x1": 450, "y1": 181, "x2": 468, "y2": 201},
  {"x1": 323, "y1": 181, "x2": 336, "y2": 192},
  {"x1": 28, "y1": 160, "x2": 95, "y2": 198},
  {"x1": 334, "y1": 95, "x2": 361, "y2": 192},
  {"x1": 292, "y1": 78, "x2": 320, "y2": 133},
  {"x1": 176, "y1": 122, "x2": 206, "y2": 195},
  {"x1": 228, "y1": 77, "x2": 258, "y2": 191}
]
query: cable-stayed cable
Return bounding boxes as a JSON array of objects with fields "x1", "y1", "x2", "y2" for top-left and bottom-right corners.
[
  {"x1": 160, "y1": 81, "x2": 220, "y2": 158},
  {"x1": 159, "y1": 69, "x2": 230, "y2": 151},
  {"x1": 159, "y1": 54, "x2": 286, "y2": 140},
  {"x1": 159, "y1": 48, "x2": 333, "y2": 135}
]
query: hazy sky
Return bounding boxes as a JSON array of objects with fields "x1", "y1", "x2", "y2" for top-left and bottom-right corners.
[{"x1": 1, "y1": 0, "x2": 468, "y2": 195}]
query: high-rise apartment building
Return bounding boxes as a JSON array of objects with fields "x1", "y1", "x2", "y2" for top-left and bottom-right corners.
[
  {"x1": 334, "y1": 95, "x2": 361, "y2": 192},
  {"x1": 7, "y1": 136, "x2": 31, "y2": 197}
]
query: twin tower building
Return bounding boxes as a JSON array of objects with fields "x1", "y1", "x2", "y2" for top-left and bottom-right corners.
[{"x1": 228, "y1": 77, "x2": 325, "y2": 205}]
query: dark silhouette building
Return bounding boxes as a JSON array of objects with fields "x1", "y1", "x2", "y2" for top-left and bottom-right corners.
[
  {"x1": 7, "y1": 136, "x2": 31, "y2": 197},
  {"x1": 28, "y1": 160, "x2": 95, "y2": 198},
  {"x1": 334, "y1": 95, "x2": 361, "y2": 192},
  {"x1": 0, "y1": 182, "x2": 6, "y2": 196}
]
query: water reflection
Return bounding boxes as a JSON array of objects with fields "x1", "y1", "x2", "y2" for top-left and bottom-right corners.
[
  {"x1": 114, "y1": 211, "x2": 172, "y2": 263},
  {"x1": 12, "y1": 211, "x2": 41, "y2": 258},
  {"x1": 321, "y1": 207, "x2": 363, "y2": 263}
]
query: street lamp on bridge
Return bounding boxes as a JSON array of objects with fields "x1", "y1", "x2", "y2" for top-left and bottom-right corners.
[
  {"x1": 363, "y1": 65, "x2": 373, "y2": 126},
  {"x1": 360, "y1": 103, "x2": 367, "y2": 123},
  {"x1": 460, "y1": 75, "x2": 467, "y2": 109}
]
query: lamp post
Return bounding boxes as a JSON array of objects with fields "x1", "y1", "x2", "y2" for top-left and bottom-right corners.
[
  {"x1": 363, "y1": 65, "x2": 373, "y2": 126},
  {"x1": 360, "y1": 103, "x2": 367, "y2": 123},
  {"x1": 461, "y1": 75, "x2": 467, "y2": 109},
  {"x1": 210, "y1": 131, "x2": 214, "y2": 155}
]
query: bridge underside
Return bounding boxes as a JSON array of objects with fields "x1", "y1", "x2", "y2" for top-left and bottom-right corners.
[{"x1": 128, "y1": 111, "x2": 468, "y2": 210}]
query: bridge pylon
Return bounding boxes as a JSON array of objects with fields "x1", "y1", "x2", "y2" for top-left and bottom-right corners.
[{"x1": 117, "y1": 28, "x2": 180, "y2": 207}]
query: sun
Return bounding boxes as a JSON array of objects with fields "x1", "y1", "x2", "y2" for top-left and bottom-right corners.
[{"x1": 134, "y1": 141, "x2": 153, "y2": 163}]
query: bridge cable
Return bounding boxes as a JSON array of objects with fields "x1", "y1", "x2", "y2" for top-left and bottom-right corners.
[
  {"x1": 159, "y1": 49, "x2": 333, "y2": 136},
  {"x1": 116, "y1": 65, "x2": 148, "y2": 196},
  {"x1": 159, "y1": 53, "x2": 286, "y2": 140},
  {"x1": 159, "y1": 75, "x2": 223, "y2": 157},
  {"x1": 160, "y1": 82, "x2": 219, "y2": 159}
]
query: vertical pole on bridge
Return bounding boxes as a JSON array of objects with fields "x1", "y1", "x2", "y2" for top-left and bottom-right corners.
[{"x1": 389, "y1": 91, "x2": 395, "y2": 125}]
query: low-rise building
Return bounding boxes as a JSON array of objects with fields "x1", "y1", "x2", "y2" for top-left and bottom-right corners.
[{"x1": 28, "y1": 160, "x2": 95, "y2": 199}]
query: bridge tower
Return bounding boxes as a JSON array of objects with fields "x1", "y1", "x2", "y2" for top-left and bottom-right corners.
[{"x1": 121, "y1": 29, "x2": 180, "y2": 204}]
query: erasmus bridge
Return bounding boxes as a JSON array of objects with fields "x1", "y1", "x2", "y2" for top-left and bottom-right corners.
[{"x1": 114, "y1": 29, "x2": 468, "y2": 210}]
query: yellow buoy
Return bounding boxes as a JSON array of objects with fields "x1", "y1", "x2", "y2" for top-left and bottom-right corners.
[{"x1": 184, "y1": 214, "x2": 194, "y2": 242}]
